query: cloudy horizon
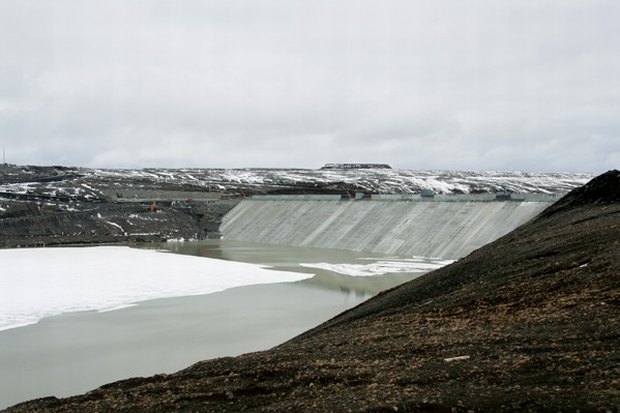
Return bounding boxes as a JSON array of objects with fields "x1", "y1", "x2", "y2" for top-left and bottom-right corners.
[{"x1": 1, "y1": 1, "x2": 618, "y2": 173}]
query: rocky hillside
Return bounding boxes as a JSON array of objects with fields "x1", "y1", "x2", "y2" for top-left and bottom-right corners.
[
  {"x1": 0, "y1": 165, "x2": 241, "y2": 247},
  {"x1": 0, "y1": 164, "x2": 590, "y2": 248},
  {"x1": 5, "y1": 171, "x2": 618, "y2": 412}
]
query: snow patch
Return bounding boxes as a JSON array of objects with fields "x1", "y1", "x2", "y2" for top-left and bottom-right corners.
[{"x1": 105, "y1": 220, "x2": 126, "y2": 234}]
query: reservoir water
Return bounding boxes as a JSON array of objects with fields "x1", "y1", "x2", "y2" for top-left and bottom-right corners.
[{"x1": 0, "y1": 241, "x2": 450, "y2": 409}]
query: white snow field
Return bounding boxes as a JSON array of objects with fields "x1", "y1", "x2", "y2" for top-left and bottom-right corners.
[{"x1": 0, "y1": 246, "x2": 312, "y2": 332}]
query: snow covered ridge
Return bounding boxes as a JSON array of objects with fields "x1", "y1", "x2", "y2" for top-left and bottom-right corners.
[
  {"x1": 82, "y1": 168, "x2": 593, "y2": 194},
  {"x1": 0, "y1": 165, "x2": 592, "y2": 195}
]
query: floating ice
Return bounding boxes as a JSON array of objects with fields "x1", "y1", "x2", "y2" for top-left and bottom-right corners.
[
  {"x1": 0, "y1": 246, "x2": 312, "y2": 332},
  {"x1": 300, "y1": 257, "x2": 454, "y2": 277}
]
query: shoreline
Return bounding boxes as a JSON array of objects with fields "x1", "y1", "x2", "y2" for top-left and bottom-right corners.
[
  {"x1": 0, "y1": 244, "x2": 313, "y2": 333},
  {"x1": 0, "y1": 240, "x2": 437, "y2": 409},
  {"x1": 0, "y1": 280, "x2": 368, "y2": 409}
]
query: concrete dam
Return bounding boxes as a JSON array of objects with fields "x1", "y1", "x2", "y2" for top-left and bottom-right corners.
[{"x1": 220, "y1": 195, "x2": 557, "y2": 259}]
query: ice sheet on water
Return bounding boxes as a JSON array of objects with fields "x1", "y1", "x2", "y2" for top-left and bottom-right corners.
[
  {"x1": 0, "y1": 246, "x2": 312, "y2": 332},
  {"x1": 299, "y1": 257, "x2": 454, "y2": 277}
]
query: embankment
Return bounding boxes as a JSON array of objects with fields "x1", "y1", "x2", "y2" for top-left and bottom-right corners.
[{"x1": 220, "y1": 196, "x2": 554, "y2": 259}]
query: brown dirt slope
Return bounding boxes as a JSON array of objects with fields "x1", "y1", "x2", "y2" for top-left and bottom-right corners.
[{"x1": 4, "y1": 170, "x2": 620, "y2": 413}]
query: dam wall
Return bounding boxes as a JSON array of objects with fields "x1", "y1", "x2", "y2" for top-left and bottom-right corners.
[{"x1": 220, "y1": 197, "x2": 554, "y2": 259}]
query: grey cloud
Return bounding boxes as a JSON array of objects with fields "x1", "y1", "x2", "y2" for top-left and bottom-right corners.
[{"x1": 0, "y1": 1, "x2": 618, "y2": 172}]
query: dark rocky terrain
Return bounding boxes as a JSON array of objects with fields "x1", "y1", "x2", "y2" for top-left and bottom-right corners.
[
  {"x1": 0, "y1": 164, "x2": 589, "y2": 248},
  {"x1": 4, "y1": 171, "x2": 618, "y2": 412},
  {"x1": 0, "y1": 164, "x2": 241, "y2": 247}
]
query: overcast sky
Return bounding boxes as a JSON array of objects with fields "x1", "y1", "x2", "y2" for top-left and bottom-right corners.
[{"x1": 0, "y1": 1, "x2": 618, "y2": 172}]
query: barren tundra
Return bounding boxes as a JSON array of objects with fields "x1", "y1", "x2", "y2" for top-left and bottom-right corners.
[{"x1": 4, "y1": 170, "x2": 618, "y2": 412}]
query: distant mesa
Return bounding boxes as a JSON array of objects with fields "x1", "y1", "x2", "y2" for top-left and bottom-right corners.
[{"x1": 320, "y1": 163, "x2": 392, "y2": 170}]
